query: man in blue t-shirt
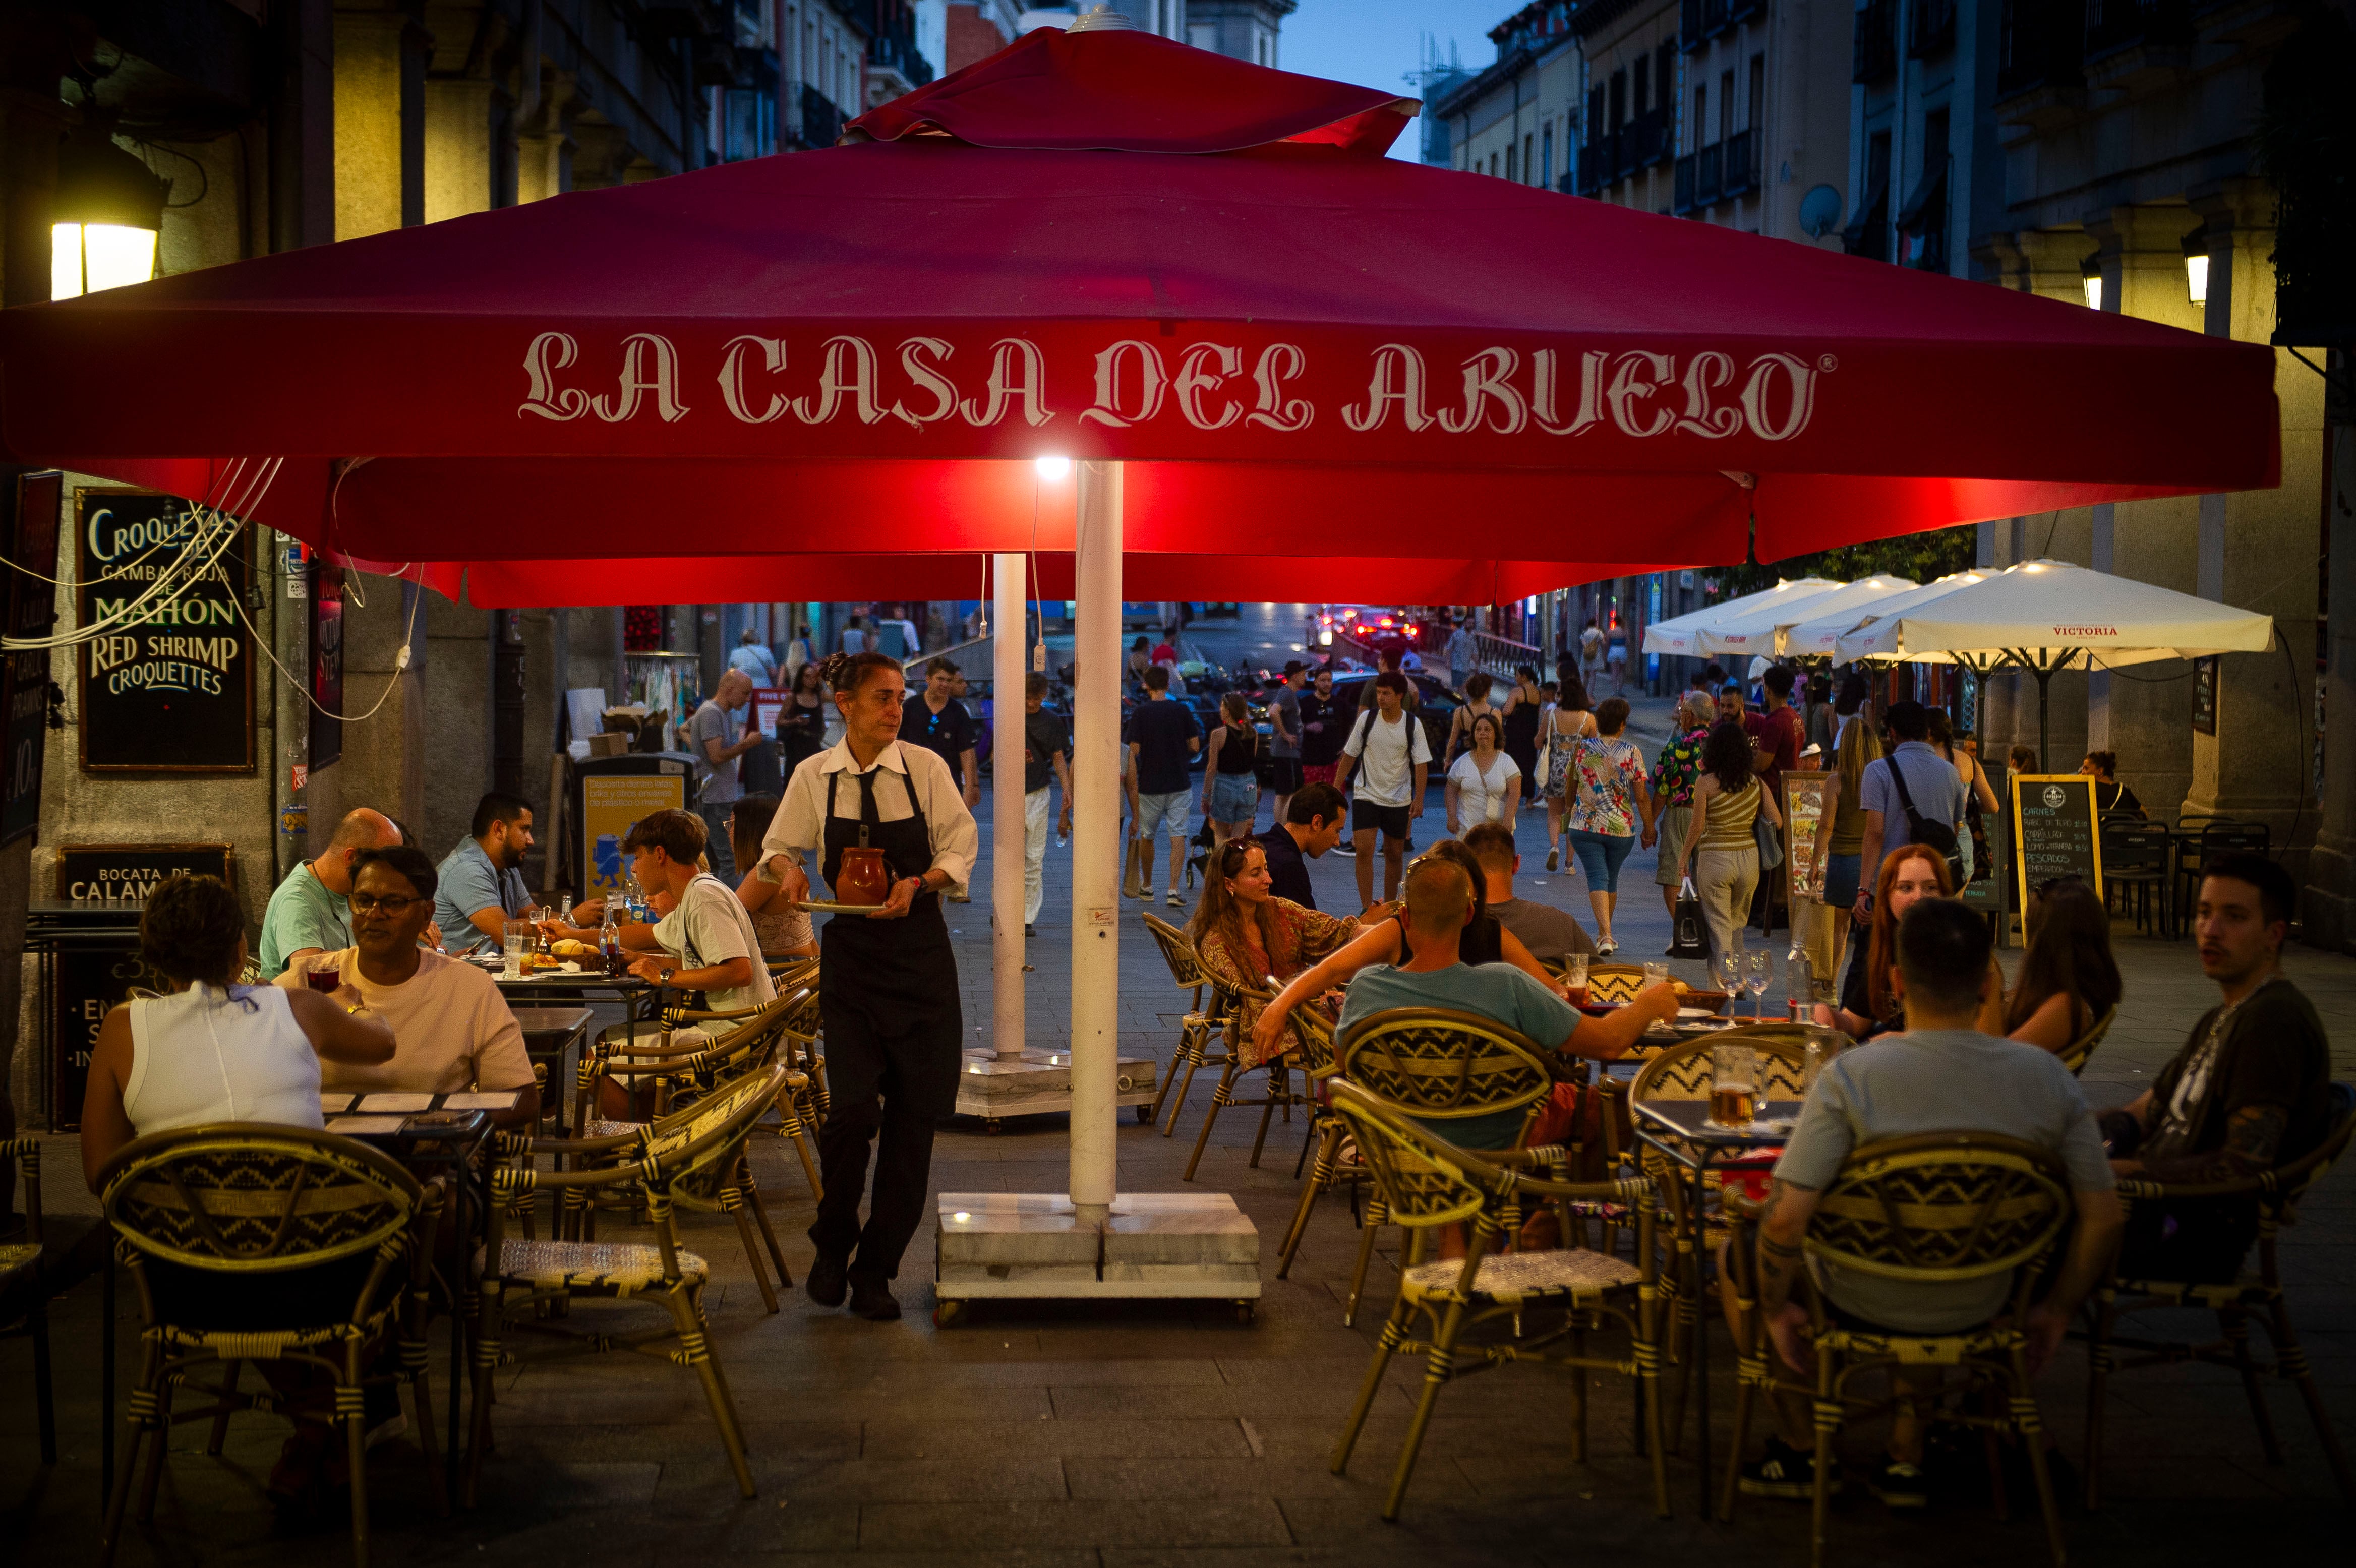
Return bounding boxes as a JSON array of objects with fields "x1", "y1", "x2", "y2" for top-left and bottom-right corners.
[
  {"x1": 1124, "y1": 664, "x2": 1200, "y2": 908},
  {"x1": 1854, "y1": 700, "x2": 1971, "y2": 920}
]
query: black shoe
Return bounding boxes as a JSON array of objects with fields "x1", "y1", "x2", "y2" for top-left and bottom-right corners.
[
  {"x1": 1739, "y1": 1435, "x2": 1839, "y2": 1500},
  {"x1": 848, "y1": 1280, "x2": 902, "y2": 1321},
  {"x1": 805, "y1": 1251, "x2": 849, "y2": 1308},
  {"x1": 1024, "y1": 923, "x2": 1035, "y2": 938},
  {"x1": 1868, "y1": 1459, "x2": 1929, "y2": 1509}
]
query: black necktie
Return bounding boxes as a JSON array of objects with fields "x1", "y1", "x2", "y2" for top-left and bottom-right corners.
[{"x1": 856, "y1": 766, "x2": 880, "y2": 845}]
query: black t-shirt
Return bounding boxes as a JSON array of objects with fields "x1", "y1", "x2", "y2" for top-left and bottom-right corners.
[
  {"x1": 1255, "y1": 825, "x2": 1315, "y2": 910},
  {"x1": 903, "y1": 693, "x2": 977, "y2": 785},
  {"x1": 2143, "y1": 977, "x2": 2333, "y2": 1170},
  {"x1": 1838, "y1": 941, "x2": 1900, "y2": 1042},
  {"x1": 1023, "y1": 708, "x2": 1068, "y2": 794},
  {"x1": 1126, "y1": 697, "x2": 1199, "y2": 795},
  {"x1": 2095, "y1": 779, "x2": 2143, "y2": 816},
  {"x1": 1298, "y1": 691, "x2": 1346, "y2": 767}
]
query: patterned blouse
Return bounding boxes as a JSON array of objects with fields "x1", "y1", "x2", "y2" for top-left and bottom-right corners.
[
  {"x1": 1563, "y1": 737, "x2": 1645, "y2": 836},
  {"x1": 1198, "y1": 897, "x2": 1357, "y2": 1068},
  {"x1": 1648, "y1": 725, "x2": 1712, "y2": 809}
]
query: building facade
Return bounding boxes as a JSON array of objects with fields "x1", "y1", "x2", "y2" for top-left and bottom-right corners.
[
  {"x1": 1431, "y1": 3, "x2": 1577, "y2": 191},
  {"x1": 1567, "y1": 0, "x2": 1680, "y2": 211},
  {"x1": 1673, "y1": 0, "x2": 1852, "y2": 243}
]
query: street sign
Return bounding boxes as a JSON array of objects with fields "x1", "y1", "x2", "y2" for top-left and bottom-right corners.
[{"x1": 54, "y1": 842, "x2": 235, "y2": 903}]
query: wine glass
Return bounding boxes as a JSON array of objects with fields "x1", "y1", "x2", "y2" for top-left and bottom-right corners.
[
  {"x1": 1713, "y1": 949, "x2": 1742, "y2": 1009},
  {"x1": 1744, "y1": 950, "x2": 1774, "y2": 1020}
]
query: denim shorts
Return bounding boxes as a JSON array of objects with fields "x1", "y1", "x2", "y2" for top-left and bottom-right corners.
[
  {"x1": 1208, "y1": 772, "x2": 1260, "y2": 823},
  {"x1": 1136, "y1": 789, "x2": 1192, "y2": 841},
  {"x1": 1821, "y1": 851, "x2": 1863, "y2": 909},
  {"x1": 1565, "y1": 829, "x2": 1635, "y2": 892}
]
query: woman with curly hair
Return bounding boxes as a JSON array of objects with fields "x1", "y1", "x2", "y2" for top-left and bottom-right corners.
[{"x1": 1187, "y1": 839, "x2": 1359, "y2": 1067}]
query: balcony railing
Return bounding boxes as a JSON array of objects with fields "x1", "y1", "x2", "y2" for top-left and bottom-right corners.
[
  {"x1": 1678, "y1": 0, "x2": 1731, "y2": 50},
  {"x1": 797, "y1": 83, "x2": 843, "y2": 149},
  {"x1": 1908, "y1": 0, "x2": 1957, "y2": 55},
  {"x1": 1673, "y1": 154, "x2": 1696, "y2": 213},
  {"x1": 2084, "y1": 0, "x2": 2193, "y2": 54},
  {"x1": 1575, "y1": 137, "x2": 1611, "y2": 195},
  {"x1": 1997, "y1": 0, "x2": 2085, "y2": 95},
  {"x1": 1623, "y1": 109, "x2": 1668, "y2": 177},
  {"x1": 865, "y1": 16, "x2": 937, "y2": 87},
  {"x1": 1853, "y1": 0, "x2": 1898, "y2": 81},
  {"x1": 1721, "y1": 128, "x2": 1758, "y2": 197},
  {"x1": 1695, "y1": 141, "x2": 1722, "y2": 206}
]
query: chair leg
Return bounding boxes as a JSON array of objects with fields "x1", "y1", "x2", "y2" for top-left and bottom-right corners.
[
  {"x1": 669, "y1": 1286, "x2": 756, "y2": 1498},
  {"x1": 2220, "y1": 1305, "x2": 2284, "y2": 1464},
  {"x1": 2081, "y1": 1292, "x2": 2114, "y2": 1510},
  {"x1": 1160, "y1": 1032, "x2": 1208, "y2": 1139},
  {"x1": 744, "y1": 1177, "x2": 796, "y2": 1291},
  {"x1": 1720, "y1": 1345, "x2": 1756, "y2": 1522},
  {"x1": 30, "y1": 1294, "x2": 56, "y2": 1464},
  {"x1": 1640, "y1": 1289, "x2": 1670, "y2": 1519},
  {"x1": 787, "y1": 1121, "x2": 824, "y2": 1204},
  {"x1": 1569, "y1": 1321, "x2": 1589, "y2": 1462},
  {"x1": 1182, "y1": 1061, "x2": 1242, "y2": 1182},
  {"x1": 730, "y1": 1195, "x2": 781, "y2": 1314},
  {"x1": 407, "y1": 1350, "x2": 448, "y2": 1518},
  {"x1": 205, "y1": 1360, "x2": 240, "y2": 1455},
  {"x1": 2006, "y1": 1348, "x2": 2068, "y2": 1568},
  {"x1": 1342, "y1": 1201, "x2": 1387, "y2": 1328},
  {"x1": 1331, "y1": 1297, "x2": 1408, "y2": 1477},
  {"x1": 1381, "y1": 1297, "x2": 1465, "y2": 1521},
  {"x1": 1276, "y1": 1122, "x2": 1343, "y2": 1280},
  {"x1": 2262, "y1": 1292, "x2": 2356, "y2": 1502},
  {"x1": 462, "y1": 1281, "x2": 504, "y2": 1509},
  {"x1": 98, "y1": 1410, "x2": 147, "y2": 1568},
  {"x1": 343, "y1": 1360, "x2": 374, "y2": 1568},
  {"x1": 1145, "y1": 1020, "x2": 1196, "y2": 1130},
  {"x1": 1247, "y1": 1068, "x2": 1281, "y2": 1169},
  {"x1": 136, "y1": 1375, "x2": 174, "y2": 1521}
]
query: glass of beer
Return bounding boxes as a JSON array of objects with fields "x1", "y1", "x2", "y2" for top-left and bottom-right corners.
[
  {"x1": 1563, "y1": 952, "x2": 1589, "y2": 1007},
  {"x1": 1710, "y1": 1042, "x2": 1758, "y2": 1129},
  {"x1": 305, "y1": 958, "x2": 340, "y2": 994}
]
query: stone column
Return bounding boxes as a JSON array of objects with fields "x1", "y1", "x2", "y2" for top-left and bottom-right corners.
[
  {"x1": 424, "y1": 74, "x2": 495, "y2": 222},
  {"x1": 334, "y1": 3, "x2": 428, "y2": 239},
  {"x1": 2181, "y1": 186, "x2": 2323, "y2": 875},
  {"x1": 2304, "y1": 407, "x2": 2355, "y2": 951}
]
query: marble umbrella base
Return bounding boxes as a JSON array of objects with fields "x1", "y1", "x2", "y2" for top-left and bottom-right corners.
[
  {"x1": 932, "y1": 1191, "x2": 1260, "y2": 1325},
  {"x1": 952, "y1": 1048, "x2": 1160, "y2": 1130}
]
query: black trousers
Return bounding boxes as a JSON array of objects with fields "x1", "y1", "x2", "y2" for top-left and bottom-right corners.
[{"x1": 810, "y1": 1088, "x2": 943, "y2": 1283}]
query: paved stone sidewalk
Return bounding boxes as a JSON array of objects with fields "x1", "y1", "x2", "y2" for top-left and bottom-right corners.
[{"x1": 6, "y1": 719, "x2": 2349, "y2": 1563}]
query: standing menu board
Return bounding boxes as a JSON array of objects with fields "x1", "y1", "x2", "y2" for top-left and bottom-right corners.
[
  {"x1": 2011, "y1": 774, "x2": 2103, "y2": 912},
  {"x1": 77, "y1": 489, "x2": 256, "y2": 774},
  {"x1": 1782, "y1": 774, "x2": 1832, "y2": 902},
  {"x1": 51, "y1": 946, "x2": 154, "y2": 1131},
  {"x1": 2191, "y1": 656, "x2": 2218, "y2": 736},
  {"x1": 3, "y1": 471, "x2": 62, "y2": 846}
]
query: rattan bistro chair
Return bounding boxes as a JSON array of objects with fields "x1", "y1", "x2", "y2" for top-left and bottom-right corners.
[
  {"x1": 1182, "y1": 978, "x2": 1315, "y2": 1183},
  {"x1": 1582, "y1": 962, "x2": 1654, "y2": 1005},
  {"x1": 1141, "y1": 911, "x2": 1234, "y2": 1137},
  {"x1": 467, "y1": 1063, "x2": 792, "y2": 1505},
  {"x1": 1324, "y1": 1081, "x2": 1669, "y2": 1522},
  {"x1": 1270, "y1": 1005, "x2": 1365, "y2": 1280},
  {"x1": 1332, "y1": 1007, "x2": 1564, "y2": 1327},
  {"x1": 2082, "y1": 1082, "x2": 2356, "y2": 1507},
  {"x1": 2055, "y1": 1004, "x2": 2117, "y2": 1079},
  {"x1": 95, "y1": 1127, "x2": 449, "y2": 1568},
  {"x1": 0, "y1": 1138, "x2": 55, "y2": 1465},
  {"x1": 1720, "y1": 1132, "x2": 2075, "y2": 1568}
]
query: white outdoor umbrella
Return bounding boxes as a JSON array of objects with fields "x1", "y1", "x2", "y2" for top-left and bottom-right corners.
[
  {"x1": 1832, "y1": 558, "x2": 2276, "y2": 764},
  {"x1": 1806, "y1": 571, "x2": 1990, "y2": 664},
  {"x1": 1642, "y1": 578, "x2": 1845, "y2": 657},
  {"x1": 1699, "y1": 575, "x2": 1918, "y2": 658}
]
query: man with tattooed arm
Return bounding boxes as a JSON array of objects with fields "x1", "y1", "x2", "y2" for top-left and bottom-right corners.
[
  {"x1": 1724, "y1": 899, "x2": 2123, "y2": 1509},
  {"x1": 2100, "y1": 853, "x2": 2333, "y2": 1282}
]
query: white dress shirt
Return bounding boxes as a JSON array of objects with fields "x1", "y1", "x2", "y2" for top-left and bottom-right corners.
[{"x1": 760, "y1": 737, "x2": 978, "y2": 896}]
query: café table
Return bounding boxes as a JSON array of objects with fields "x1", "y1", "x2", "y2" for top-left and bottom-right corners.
[
  {"x1": 1630, "y1": 1096, "x2": 1803, "y2": 1517},
  {"x1": 506, "y1": 1005, "x2": 593, "y2": 1134}
]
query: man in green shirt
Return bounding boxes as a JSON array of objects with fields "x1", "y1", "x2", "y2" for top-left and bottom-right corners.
[{"x1": 257, "y1": 807, "x2": 402, "y2": 978}]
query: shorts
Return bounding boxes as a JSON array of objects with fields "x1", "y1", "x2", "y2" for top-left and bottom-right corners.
[
  {"x1": 1267, "y1": 756, "x2": 1304, "y2": 794},
  {"x1": 1352, "y1": 800, "x2": 1412, "y2": 840},
  {"x1": 1566, "y1": 829, "x2": 1635, "y2": 892},
  {"x1": 1208, "y1": 772, "x2": 1260, "y2": 823},
  {"x1": 1653, "y1": 804, "x2": 1692, "y2": 887},
  {"x1": 1820, "y1": 851, "x2": 1862, "y2": 910},
  {"x1": 1303, "y1": 763, "x2": 1338, "y2": 787},
  {"x1": 1607, "y1": 644, "x2": 1627, "y2": 666},
  {"x1": 1136, "y1": 789, "x2": 1192, "y2": 841}
]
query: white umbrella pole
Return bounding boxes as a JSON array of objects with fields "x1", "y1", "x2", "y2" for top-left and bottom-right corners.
[
  {"x1": 992, "y1": 553, "x2": 1027, "y2": 1061},
  {"x1": 1070, "y1": 460, "x2": 1123, "y2": 1221}
]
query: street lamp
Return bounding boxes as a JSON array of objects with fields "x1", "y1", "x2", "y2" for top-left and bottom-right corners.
[
  {"x1": 2182, "y1": 226, "x2": 2210, "y2": 307},
  {"x1": 50, "y1": 122, "x2": 169, "y2": 301},
  {"x1": 2080, "y1": 253, "x2": 2104, "y2": 312},
  {"x1": 1034, "y1": 454, "x2": 1071, "y2": 480}
]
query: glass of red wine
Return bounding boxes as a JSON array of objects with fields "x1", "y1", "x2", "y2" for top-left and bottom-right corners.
[{"x1": 306, "y1": 962, "x2": 341, "y2": 994}]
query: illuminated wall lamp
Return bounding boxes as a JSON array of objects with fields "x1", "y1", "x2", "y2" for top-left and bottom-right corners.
[
  {"x1": 2079, "y1": 252, "x2": 2104, "y2": 312},
  {"x1": 2181, "y1": 226, "x2": 2210, "y2": 307},
  {"x1": 50, "y1": 124, "x2": 169, "y2": 301}
]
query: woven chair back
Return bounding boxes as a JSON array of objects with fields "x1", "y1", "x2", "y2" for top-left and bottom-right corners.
[
  {"x1": 2266, "y1": 1082, "x2": 2356, "y2": 1218},
  {"x1": 1338, "y1": 1007, "x2": 1551, "y2": 1121},
  {"x1": 99, "y1": 1125, "x2": 421, "y2": 1274},
  {"x1": 1141, "y1": 911, "x2": 1209, "y2": 990},
  {"x1": 644, "y1": 1063, "x2": 793, "y2": 1206},
  {"x1": 1583, "y1": 963, "x2": 1652, "y2": 1005},
  {"x1": 1805, "y1": 1132, "x2": 2070, "y2": 1284},
  {"x1": 1325, "y1": 1080, "x2": 1489, "y2": 1229},
  {"x1": 1628, "y1": 1029, "x2": 1811, "y2": 1104},
  {"x1": 2056, "y1": 1004, "x2": 2117, "y2": 1077}
]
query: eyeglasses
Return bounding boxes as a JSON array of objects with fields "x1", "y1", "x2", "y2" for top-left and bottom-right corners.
[{"x1": 349, "y1": 893, "x2": 431, "y2": 914}]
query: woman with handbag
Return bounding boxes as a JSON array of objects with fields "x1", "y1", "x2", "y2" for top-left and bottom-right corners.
[
  {"x1": 1560, "y1": 698, "x2": 1651, "y2": 956},
  {"x1": 1674, "y1": 719, "x2": 1783, "y2": 963}
]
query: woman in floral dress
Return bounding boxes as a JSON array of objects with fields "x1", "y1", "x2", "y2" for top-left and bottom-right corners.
[
  {"x1": 1647, "y1": 690, "x2": 1717, "y2": 926},
  {"x1": 1561, "y1": 697, "x2": 1653, "y2": 955},
  {"x1": 1188, "y1": 840, "x2": 1359, "y2": 1069}
]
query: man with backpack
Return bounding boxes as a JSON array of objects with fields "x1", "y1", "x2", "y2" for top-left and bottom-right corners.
[{"x1": 1852, "y1": 700, "x2": 1970, "y2": 923}]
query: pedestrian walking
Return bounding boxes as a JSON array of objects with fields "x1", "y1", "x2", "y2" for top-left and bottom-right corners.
[
  {"x1": 1441, "y1": 671, "x2": 1501, "y2": 771},
  {"x1": 1125, "y1": 664, "x2": 1201, "y2": 908},
  {"x1": 1266, "y1": 660, "x2": 1306, "y2": 822},
  {"x1": 1674, "y1": 719, "x2": 1784, "y2": 964},
  {"x1": 1335, "y1": 671, "x2": 1431, "y2": 909},
  {"x1": 1445, "y1": 615, "x2": 1479, "y2": 694},
  {"x1": 782, "y1": 623, "x2": 813, "y2": 685},
  {"x1": 776, "y1": 660, "x2": 830, "y2": 776},
  {"x1": 728, "y1": 628, "x2": 778, "y2": 688},
  {"x1": 1020, "y1": 673, "x2": 1071, "y2": 938},
  {"x1": 1444, "y1": 711, "x2": 1521, "y2": 835},
  {"x1": 1560, "y1": 697, "x2": 1652, "y2": 956},
  {"x1": 1648, "y1": 690, "x2": 1717, "y2": 930},
  {"x1": 688, "y1": 669, "x2": 764, "y2": 882},
  {"x1": 1200, "y1": 692, "x2": 1262, "y2": 849},
  {"x1": 1499, "y1": 665, "x2": 1543, "y2": 822},
  {"x1": 1540, "y1": 669, "x2": 1599, "y2": 871},
  {"x1": 1578, "y1": 617, "x2": 1605, "y2": 691},
  {"x1": 1605, "y1": 621, "x2": 1628, "y2": 695}
]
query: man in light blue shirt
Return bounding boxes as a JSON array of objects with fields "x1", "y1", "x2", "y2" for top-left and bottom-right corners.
[
  {"x1": 257, "y1": 807, "x2": 402, "y2": 977},
  {"x1": 1854, "y1": 699, "x2": 1970, "y2": 916},
  {"x1": 1335, "y1": 856, "x2": 1677, "y2": 1150},
  {"x1": 435, "y1": 792, "x2": 536, "y2": 955},
  {"x1": 727, "y1": 629, "x2": 777, "y2": 687}
]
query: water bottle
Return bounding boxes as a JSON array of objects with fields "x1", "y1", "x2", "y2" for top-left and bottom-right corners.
[{"x1": 600, "y1": 904, "x2": 625, "y2": 977}]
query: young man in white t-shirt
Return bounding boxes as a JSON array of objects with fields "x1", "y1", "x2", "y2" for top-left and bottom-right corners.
[
  {"x1": 591, "y1": 807, "x2": 777, "y2": 1016},
  {"x1": 1335, "y1": 671, "x2": 1432, "y2": 910}
]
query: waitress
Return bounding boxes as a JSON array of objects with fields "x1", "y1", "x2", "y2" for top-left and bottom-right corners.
[{"x1": 760, "y1": 650, "x2": 977, "y2": 1322}]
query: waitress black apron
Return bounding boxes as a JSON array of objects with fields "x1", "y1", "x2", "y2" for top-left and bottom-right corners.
[{"x1": 810, "y1": 763, "x2": 964, "y2": 1278}]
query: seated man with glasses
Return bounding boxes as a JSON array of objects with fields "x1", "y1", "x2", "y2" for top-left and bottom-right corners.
[{"x1": 276, "y1": 845, "x2": 540, "y2": 1129}]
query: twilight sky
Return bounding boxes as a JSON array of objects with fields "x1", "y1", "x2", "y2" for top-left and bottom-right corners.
[{"x1": 1280, "y1": 0, "x2": 1512, "y2": 158}]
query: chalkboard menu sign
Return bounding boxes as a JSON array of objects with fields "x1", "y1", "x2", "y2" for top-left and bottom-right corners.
[
  {"x1": 51, "y1": 946, "x2": 155, "y2": 1131},
  {"x1": 2011, "y1": 774, "x2": 2103, "y2": 913},
  {"x1": 77, "y1": 488, "x2": 256, "y2": 774},
  {"x1": 55, "y1": 842, "x2": 235, "y2": 903},
  {"x1": 3, "y1": 471, "x2": 62, "y2": 847},
  {"x1": 1958, "y1": 803, "x2": 2011, "y2": 917},
  {"x1": 2191, "y1": 656, "x2": 2218, "y2": 736}
]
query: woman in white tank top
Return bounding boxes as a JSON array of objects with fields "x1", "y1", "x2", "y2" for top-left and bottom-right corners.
[{"x1": 80, "y1": 875, "x2": 396, "y2": 1192}]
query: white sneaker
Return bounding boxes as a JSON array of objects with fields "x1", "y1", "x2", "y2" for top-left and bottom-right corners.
[{"x1": 1167, "y1": 891, "x2": 1185, "y2": 908}]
